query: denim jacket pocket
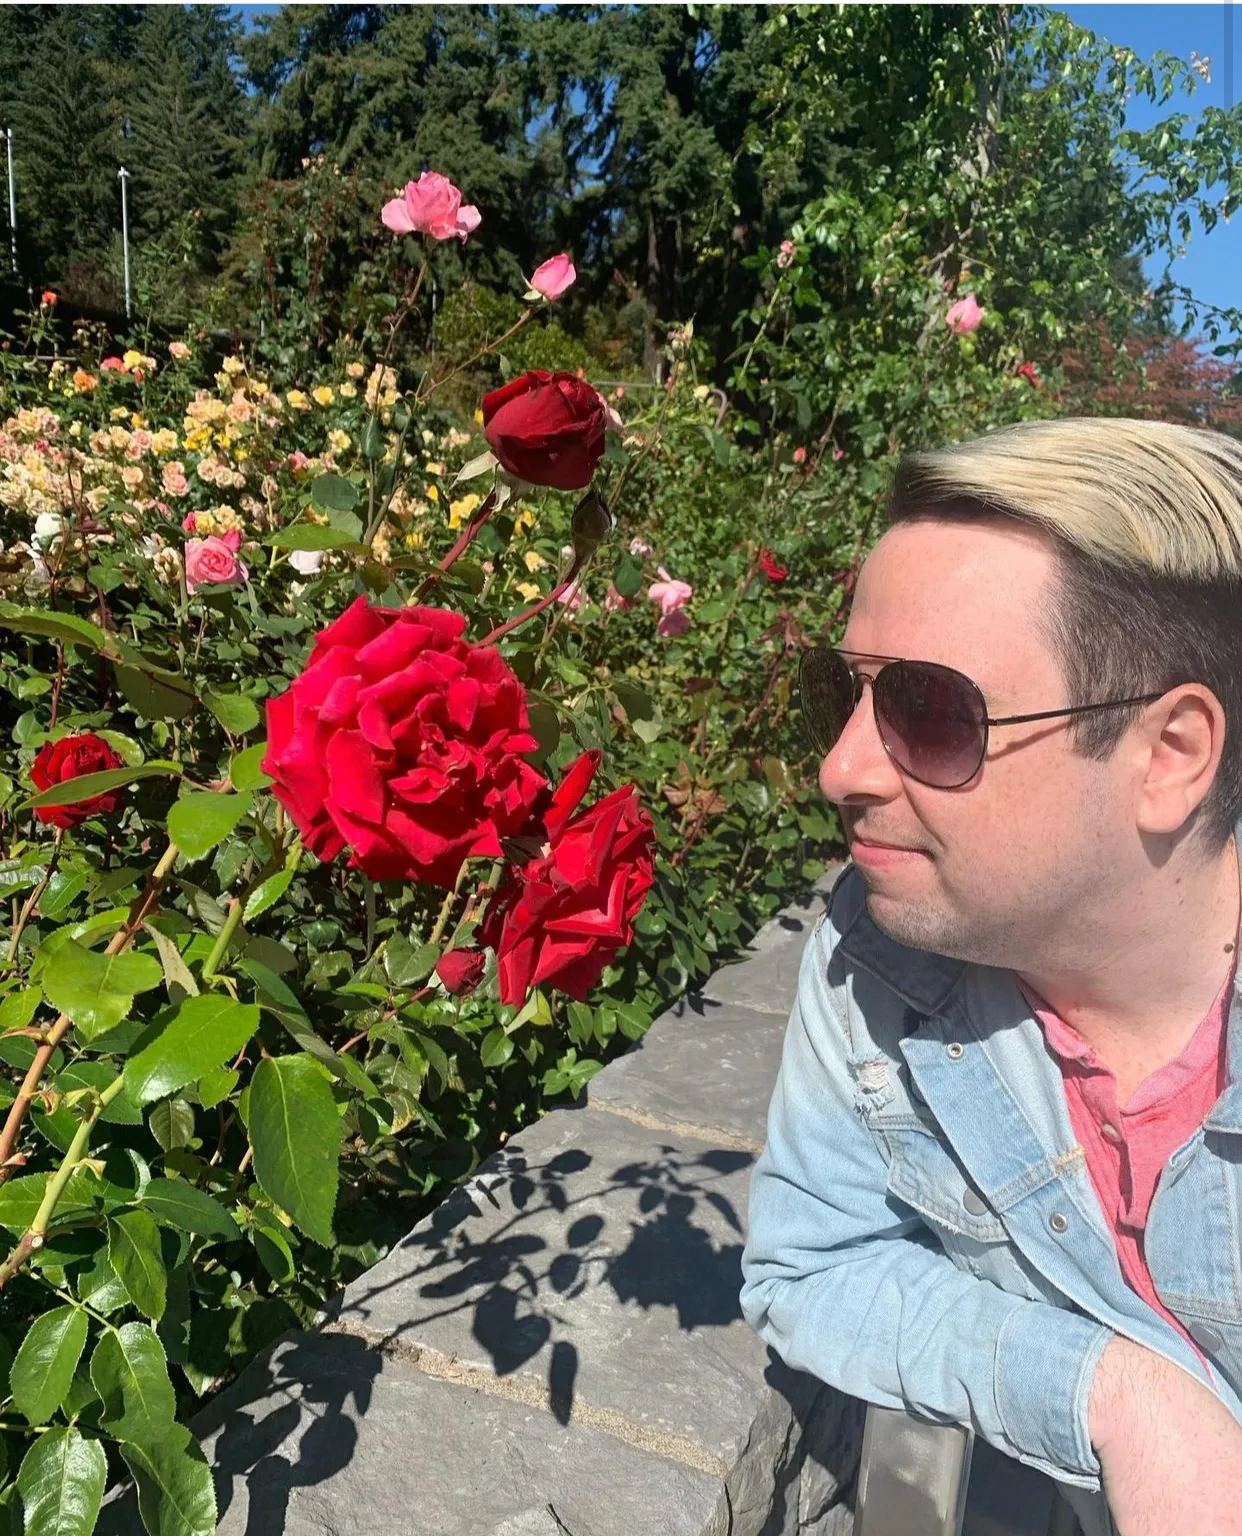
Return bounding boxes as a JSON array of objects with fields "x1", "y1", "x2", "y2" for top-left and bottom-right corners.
[{"x1": 883, "y1": 1124, "x2": 1009, "y2": 1245}]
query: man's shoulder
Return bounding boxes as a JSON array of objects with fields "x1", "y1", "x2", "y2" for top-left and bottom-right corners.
[{"x1": 811, "y1": 861, "x2": 969, "y2": 1023}]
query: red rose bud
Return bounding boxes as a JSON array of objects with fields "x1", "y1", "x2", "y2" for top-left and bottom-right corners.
[
  {"x1": 1016, "y1": 361, "x2": 1040, "y2": 387},
  {"x1": 261, "y1": 597, "x2": 548, "y2": 888},
  {"x1": 482, "y1": 370, "x2": 606, "y2": 491},
  {"x1": 30, "y1": 733, "x2": 125, "y2": 830},
  {"x1": 757, "y1": 548, "x2": 788, "y2": 583},
  {"x1": 481, "y1": 749, "x2": 656, "y2": 1005},
  {"x1": 436, "y1": 947, "x2": 486, "y2": 995}
]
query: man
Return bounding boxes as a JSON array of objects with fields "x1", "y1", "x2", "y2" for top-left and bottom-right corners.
[{"x1": 739, "y1": 418, "x2": 1242, "y2": 1536}]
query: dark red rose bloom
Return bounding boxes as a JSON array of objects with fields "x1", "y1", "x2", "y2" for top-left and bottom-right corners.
[
  {"x1": 480, "y1": 749, "x2": 656, "y2": 1005},
  {"x1": 436, "y1": 947, "x2": 486, "y2": 996},
  {"x1": 757, "y1": 548, "x2": 788, "y2": 583},
  {"x1": 262, "y1": 598, "x2": 548, "y2": 888},
  {"x1": 31, "y1": 733, "x2": 125, "y2": 830},
  {"x1": 482, "y1": 370, "x2": 607, "y2": 491}
]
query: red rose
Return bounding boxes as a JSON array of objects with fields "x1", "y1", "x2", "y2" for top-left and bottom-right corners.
[
  {"x1": 481, "y1": 749, "x2": 656, "y2": 1005},
  {"x1": 262, "y1": 598, "x2": 547, "y2": 888},
  {"x1": 482, "y1": 370, "x2": 606, "y2": 491},
  {"x1": 757, "y1": 548, "x2": 788, "y2": 583},
  {"x1": 436, "y1": 947, "x2": 486, "y2": 995},
  {"x1": 31, "y1": 733, "x2": 125, "y2": 830},
  {"x1": 1016, "y1": 361, "x2": 1040, "y2": 387}
]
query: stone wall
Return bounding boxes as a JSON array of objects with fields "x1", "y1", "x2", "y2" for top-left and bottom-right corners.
[{"x1": 107, "y1": 871, "x2": 868, "y2": 1536}]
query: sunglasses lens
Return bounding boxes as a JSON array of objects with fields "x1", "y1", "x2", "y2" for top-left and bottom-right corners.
[
  {"x1": 799, "y1": 649, "x2": 986, "y2": 788},
  {"x1": 875, "y1": 661, "x2": 985, "y2": 787}
]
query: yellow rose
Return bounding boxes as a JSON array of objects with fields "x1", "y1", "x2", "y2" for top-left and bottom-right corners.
[
  {"x1": 122, "y1": 349, "x2": 143, "y2": 371},
  {"x1": 286, "y1": 390, "x2": 310, "y2": 411},
  {"x1": 426, "y1": 484, "x2": 439, "y2": 503},
  {"x1": 328, "y1": 429, "x2": 351, "y2": 454},
  {"x1": 513, "y1": 506, "x2": 536, "y2": 533},
  {"x1": 312, "y1": 385, "x2": 334, "y2": 406},
  {"x1": 338, "y1": 381, "x2": 357, "y2": 399},
  {"x1": 474, "y1": 409, "x2": 484, "y2": 425},
  {"x1": 447, "y1": 492, "x2": 478, "y2": 529},
  {"x1": 404, "y1": 529, "x2": 426, "y2": 551},
  {"x1": 183, "y1": 426, "x2": 212, "y2": 452},
  {"x1": 523, "y1": 549, "x2": 547, "y2": 572},
  {"x1": 130, "y1": 414, "x2": 147, "y2": 430},
  {"x1": 347, "y1": 362, "x2": 366, "y2": 379},
  {"x1": 109, "y1": 407, "x2": 131, "y2": 424},
  {"x1": 515, "y1": 581, "x2": 541, "y2": 602},
  {"x1": 222, "y1": 355, "x2": 245, "y2": 375}
]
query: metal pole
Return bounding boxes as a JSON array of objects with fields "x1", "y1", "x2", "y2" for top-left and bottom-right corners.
[
  {"x1": 4, "y1": 129, "x2": 16, "y2": 275},
  {"x1": 118, "y1": 165, "x2": 131, "y2": 319}
]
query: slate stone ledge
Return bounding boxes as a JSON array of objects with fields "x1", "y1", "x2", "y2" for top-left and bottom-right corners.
[{"x1": 110, "y1": 865, "x2": 861, "y2": 1534}]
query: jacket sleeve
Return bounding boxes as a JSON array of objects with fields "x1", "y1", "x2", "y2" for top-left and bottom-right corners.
[{"x1": 739, "y1": 914, "x2": 1113, "y2": 1489}]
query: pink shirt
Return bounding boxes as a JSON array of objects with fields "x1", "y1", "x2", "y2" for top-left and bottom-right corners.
[{"x1": 1017, "y1": 964, "x2": 1234, "y2": 1361}]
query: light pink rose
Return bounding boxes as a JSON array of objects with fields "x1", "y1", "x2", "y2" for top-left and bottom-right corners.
[
  {"x1": 381, "y1": 172, "x2": 481, "y2": 243},
  {"x1": 529, "y1": 253, "x2": 576, "y2": 301},
  {"x1": 557, "y1": 580, "x2": 588, "y2": 613},
  {"x1": 629, "y1": 537, "x2": 653, "y2": 558},
  {"x1": 946, "y1": 294, "x2": 983, "y2": 334},
  {"x1": 169, "y1": 341, "x2": 191, "y2": 360},
  {"x1": 101, "y1": 356, "x2": 125, "y2": 372},
  {"x1": 658, "y1": 610, "x2": 691, "y2": 638},
  {"x1": 777, "y1": 239, "x2": 797, "y2": 270},
  {"x1": 285, "y1": 450, "x2": 312, "y2": 476},
  {"x1": 648, "y1": 566, "x2": 692, "y2": 617},
  {"x1": 185, "y1": 535, "x2": 247, "y2": 594},
  {"x1": 288, "y1": 548, "x2": 325, "y2": 576},
  {"x1": 604, "y1": 584, "x2": 634, "y2": 613}
]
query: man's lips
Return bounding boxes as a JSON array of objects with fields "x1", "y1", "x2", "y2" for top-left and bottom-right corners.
[{"x1": 851, "y1": 834, "x2": 922, "y2": 852}]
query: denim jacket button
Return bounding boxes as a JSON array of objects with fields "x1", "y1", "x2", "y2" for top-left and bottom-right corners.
[
  {"x1": 1049, "y1": 1211, "x2": 1069, "y2": 1234},
  {"x1": 962, "y1": 1188, "x2": 988, "y2": 1215},
  {"x1": 946, "y1": 1042, "x2": 964, "y2": 1061},
  {"x1": 1190, "y1": 1322, "x2": 1223, "y2": 1353}
]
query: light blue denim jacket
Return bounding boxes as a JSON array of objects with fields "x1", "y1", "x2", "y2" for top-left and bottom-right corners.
[{"x1": 740, "y1": 850, "x2": 1242, "y2": 1534}]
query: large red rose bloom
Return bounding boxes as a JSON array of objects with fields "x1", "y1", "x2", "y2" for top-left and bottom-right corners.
[
  {"x1": 31, "y1": 734, "x2": 126, "y2": 830},
  {"x1": 262, "y1": 598, "x2": 548, "y2": 888},
  {"x1": 482, "y1": 370, "x2": 606, "y2": 491},
  {"x1": 481, "y1": 749, "x2": 656, "y2": 1004}
]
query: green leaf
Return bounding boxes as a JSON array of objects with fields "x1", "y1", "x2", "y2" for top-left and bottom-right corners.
[
  {"x1": 148, "y1": 1098, "x2": 195, "y2": 1153},
  {"x1": 138, "y1": 1179, "x2": 240, "y2": 1242},
  {"x1": 196, "y1": 1064, "x2": 238, "y2": 1110},
  {"x1": 143, "y1": 924, "x2": 199, "y2": 1002},
  {"x1": 243, "y1": 870, "x2": 292, "y2": 922},
  {"x1": 613, "y1": 550, "x2": 644, "y2": 600},
  {"x1": 360, "y1": 416, "x2": 385, "y2": 460},
  {"x1": 0, "y1": 605, "x2": 109, "y2": 653},
  {"x1": 167, "y1": 790, "x2": 252, "y2": 862},
  {"x1": 249, "y1": 1054, "x2": 339, "y2": 1247},
  {"x1": 39, "y1": 868, "x2": 88, "y2": 920},
  {"x1": 267, "y1": 523, "x2": 360, "y2": 551},
  {"x1": 229, "y1": 741, "x2": 272, "y2": 791},
  {"x1": 0, "y1": 1171, "x2": 97, "y2": 1234},
  {"x1": 111, "y1": 645, "x2": 197, "y2": 723},
  {"x1": 309, "y1": 472, "x2": 359, "y2": 514},
  {"x1": 202, "y1": 690, "x2": 260, "y2": 737},
  {"x1": 42, "y1": 939, "x2": 163, "y2": 1042},
  {"x1": 119, "y1": 1423, "x2": 216, "y2": 1536},
  {"x1": 108, "y1": 1209, "x2": 167, "y2": 1320},
  {"x1": 480, "y1": 1027, "x2": 514, "y2": 1067},
  {"x1": 0, "y1": 985, "x2": 40, "y2": 1032},
  {"x1": 11, "y1": 1306, "x2": 89, "y2": 1425},
  {"x1": 384, "y1": 935, "x2": 438, "y2": 988},
  {"x1": 632, "y1": 717, "x2": 664, "y2": 744},
  {"x1": 21, "y1": 760, "x2": 182, "y2": 812},
  {"x1": 126, "y1": 996, "x2": 260, "y2": 1106},
  {"x1": 16, "y1": 1428, "x2": 106, "y2": 1536},
  {"x1": 89, "y1": 1322, "x2": 177, "y2": 1446}
]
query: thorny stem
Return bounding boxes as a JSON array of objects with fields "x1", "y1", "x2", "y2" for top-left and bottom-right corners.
[
  {"x1": 429, "y1": 860, "x2": 472, "y2": 947},
  {"x1": 0, "y1": 841, "x2": 180, "y2": 1184},
  {"x1": 418, "y1": 310, "x2": 534, "y2": 406},
  {"x1": 478, "y1": 559, "x2": 584, "y2": 647},
  {"x1": 4, "y1": 832, "x2": 62, "y2": 970}
]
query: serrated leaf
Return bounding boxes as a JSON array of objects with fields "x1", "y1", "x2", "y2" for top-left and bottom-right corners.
[
  {"x1": 42, "y1": 939, "x2": 163, "y2": 1042},
  {"x1": 383, "y1": 934, "x2": 438, "y2": 987},
  {"x1": 309, "y1": 472, "x2": 359, "y2": 514},
  {"x1": 143, "y1": 924, "x2": 199, "y2": 1002},
  {"x1": 89, "y1": 1321, "x2": 177, "y2": 1446},
  {"x1": 148, "y1": 1098, "x2": 195, "y2": 1153},
  {"x1": 249, "y1": 1054, "x2": 339, "y2": 1247},
  {"x1": 21, "y1": 760, "x2": 182, "y2": 812},
  {"x1": 229, "y1": 741, "x2": 273, "y2": 791},
  {"x1": 243, "y1": 870, "x2": 291, "y2": 922},
  {"x1": 138, "y1": 1179, "x2": 240, "y2": 1242},
  {"x1": 127, "y1": 996, "x2": 259, "y2": 1105},
  {"x1": 0, "y1": 985, "x2": 40, "y2": 1032},
  {"x1": 480, "y1": 1027, "x2": 514, "y2": 1067},
  {"x1": 119, "y1": 1423, "x2": 216, "y2": 1536},
  {"x1": 202, "y1": 690, "x2": 260, "y2": 737},
  {"x1": 0, "y1": 1170, "x2": 98, "y2": 1234},
  {"x1": 167, "y1": 790, "x2": 252, "y2": 862},
  {"x1": 108, "y1": 1209, "x2": 167, "y2": 1320},
  {"x1": 0, "y1": 605, "x2": 109, "y2": 652},
  {"x1": 16, "y1": 1428, "x2": 106, "y2": 1536},
  {"x1": 11, "y1": 1306, "x2": 89, "y2": 1425}
]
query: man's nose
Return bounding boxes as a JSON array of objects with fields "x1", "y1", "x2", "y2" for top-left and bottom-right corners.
[{"x1": 817, "y1": 678, "x2": 904, "y2": 802}]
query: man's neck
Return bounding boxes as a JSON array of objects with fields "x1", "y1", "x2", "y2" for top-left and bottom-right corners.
[{"x1": 1015, "y1": 836, "x2": 1241, "y2": 1101}]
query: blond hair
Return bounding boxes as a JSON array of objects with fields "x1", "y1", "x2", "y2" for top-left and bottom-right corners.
[{"x1": 887, "y1": 417, "x2": 1242, "y2": 852}]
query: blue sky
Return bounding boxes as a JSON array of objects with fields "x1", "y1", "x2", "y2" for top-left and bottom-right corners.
[{"x1": 1058, "y1": 5, "x2": 1239, "y2": 336}]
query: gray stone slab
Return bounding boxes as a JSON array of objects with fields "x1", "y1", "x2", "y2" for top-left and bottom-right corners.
[
  {"x1": 156, "y1": 1330, "x2": 728, "y2": 1536},
  {"x1": 587, "y1": 995, "x2": 788, "y2": 1149},
  {"x1": 327, "y1": 1103, "x2": 768, "y2": 1477},
  {"x1": 686, "y1": 879, "x2": 839, "y2": 1020}
]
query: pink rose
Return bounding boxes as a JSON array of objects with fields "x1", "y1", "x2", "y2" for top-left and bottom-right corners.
[
  {"x1": 946, "y1": 294, "x2": 983, "y2": 335},
  {"x1": 657, "y1": 610, "x2": 691, "y2": 638},
  {"x1": 793, "y1": 446, "x2": 807, "y2": 465},
  {"x1": 169, "y1": 341, "x2": 191, "y2": 360},
  {"x1": 604, "y1": 584, "x2": 634, "y2": 612},
  {"x1": 101, "y1": 356, "x2": 125, "y2": 372},
  {"x1": 647, "y1": 566, "x2": 692, "y2": 616},
  {"x1": 381, "y1": 172, "x2": 481, "y2": 243},
  {"x1": 185, "y1": 535, "x2": 247, "y2": 594},
  {"x1": 628, "y1": 537, "x2": 652, "y2": 558},
  {"x1": 529, "y1": 253, "x2": 576, "y2": 301},
  {"x1": 777, "y1": 239, "x2": 797, "y2": 270},
  {"x1": 557, "y1": 580, "x2": 588, "y2": 613}
]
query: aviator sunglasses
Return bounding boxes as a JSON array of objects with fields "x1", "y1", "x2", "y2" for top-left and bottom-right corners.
[{"x1": 797, "y1": 647, "x2": 1166, "y2": 790}]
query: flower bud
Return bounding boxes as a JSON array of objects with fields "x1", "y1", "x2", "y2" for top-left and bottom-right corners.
[{"x1": 571, "y1": 491, "x2": 613, "y2": 559}]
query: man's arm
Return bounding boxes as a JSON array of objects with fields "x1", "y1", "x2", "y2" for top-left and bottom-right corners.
[{"x1": 739, "y1": 919, "x2": 1112, "y2": 1488}]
